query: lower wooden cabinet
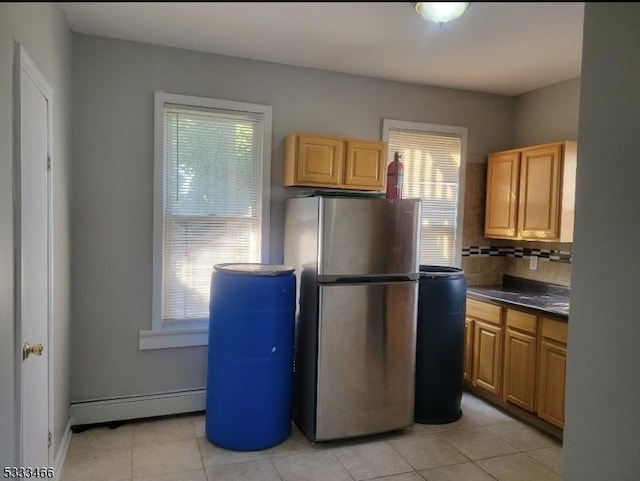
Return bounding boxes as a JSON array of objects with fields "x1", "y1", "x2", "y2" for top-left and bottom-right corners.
[
  {"x1": 503, "y1": 308, "x2": 538, "y2": 412},
  {"x1": 465, "y1": 298, "x2": 568, "y2": 435},
  {"x1": 504, "y1": 328, "x2": 537, "y2": 411},
  {"x1": 537, "y1": 318, "x2": 568, "y2": 429},
  {"x1": 472, "y1": 321, "x2": 503, "y2": 396},
  {"x1": 466, "y1": 299, "x2": 503, "y2": 398}
]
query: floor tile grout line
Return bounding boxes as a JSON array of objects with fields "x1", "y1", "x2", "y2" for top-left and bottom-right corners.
[
  {"x1": 270, "y1": 452, "x2": 286, "y2": 481},
  {"x1": 129, "y1": 425, "x2": 134, "y2": 481},
  {"x1": 385, "y1": 432, "x2": 471, "y2": 473},
  {"x1": 201, "y1": 458, "x2": 283, "y2": 481},
  {"x1": 437, "y1": 423, "x2": 524, "y2": 461},
  {"x1": 193, "y1": 420, "x2": 206, "y2": 476},
  {"x1": 476, "y1": 451, "x2": 561, "y2": 475},
  {"x1": 431, "y1": 430, "x2": 475, "y2": 462},
  {"x1": 332, "y1": 444, "x2": 404, "y2": 481},
  {"x1": 333, "y1": 454, "x2": 357, "y2": 481},
  {"x1": 265, "y1": 456, "x2": 285, "y2": 481},
  {"x1": 423, "y1": 458, "x2": 471, "y2": 473},
  {"x1": 469, "y1": 459, "x2": 502, "y2": 481},
  {"x1": 129, "y1": 430, "x2": 134, "y2": 481},
  {"x1": 195, "y1": 433, "x2": 210, "y2": 474},
  {"x1": 356, "y1": 465, "x2": 418, "y2": 481},
  {"x1": 374, "y1": 438, "x2": 424, "y2": 476},
  {"x1": 375, "y1": 438, "x2": 424, "y2": 478},
  {"x1": 382, "y1": 436, "x2": 419, "y2": 472},
  {"x1": 521, "y1": 449, "x2": 563, "y2": 475},
  {"x1": 473, "y1": 452, "x2": 563, "y2": 481},
  {"x1": 482, "y1": 418, "x2": 562, "y2": 451}
]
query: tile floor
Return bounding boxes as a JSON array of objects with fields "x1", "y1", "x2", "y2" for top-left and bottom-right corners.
[{"x1": 61, "y1": 392, "x2": 563, "y2": 481}]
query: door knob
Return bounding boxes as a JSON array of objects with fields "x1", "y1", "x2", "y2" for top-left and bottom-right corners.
[{"x1": 23, "y1": 342, "x2": 44, "y2": 360}]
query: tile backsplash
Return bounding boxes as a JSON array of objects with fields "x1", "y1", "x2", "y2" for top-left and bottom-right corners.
[
  {"x1": 461, "y1": 159, "x2": 572, "y2": 287},
  {"x1": 462, "y1": 246, "x2": 572, "y2": 287},
  {"x1": 504, "y1": 255, "x2": 572, "y2": 286}
]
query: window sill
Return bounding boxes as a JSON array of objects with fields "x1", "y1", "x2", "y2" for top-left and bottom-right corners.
[{"x1": 139, "y1": 321, "x2": 208, "y2": 350}]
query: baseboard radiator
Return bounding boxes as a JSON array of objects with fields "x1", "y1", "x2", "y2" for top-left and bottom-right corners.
[{"x1": 69, "y1": 388, "x2": 206, "y2": 426}]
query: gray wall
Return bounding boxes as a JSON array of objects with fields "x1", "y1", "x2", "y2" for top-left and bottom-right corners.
[
  {"x1": 564, "y1": 3, "x2": 640, "y2": 480},
  {"x1": 71, "y1": 33, "x2": 513, "y2": 402},
  {"x1": 498, "y1": 77, "x2": 581, "y2": 286},
  {"x1": 512, "y1": 77, "x2": 581, "y2": 146},
  {"x1": 0, "y1": 3, "x2": 72, "y2": 466}
]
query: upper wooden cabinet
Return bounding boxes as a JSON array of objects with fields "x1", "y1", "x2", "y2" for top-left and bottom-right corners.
[
  {"x1": 484, "y1": 141, "x2": 577, "y2": 242},
  {"x1": 284, "y1": 133, "x2": 387, "y2": 191},
  {"x1": 485, "y1": 150, "x2": 520, "y2": 238}
]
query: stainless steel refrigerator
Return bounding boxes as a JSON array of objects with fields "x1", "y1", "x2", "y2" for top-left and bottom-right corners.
[{"x1": 284, "y1": 195, "x2": 421, "y2": 441}]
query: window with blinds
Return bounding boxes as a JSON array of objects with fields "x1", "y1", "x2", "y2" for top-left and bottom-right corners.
[
  {"x1": 383, "y1": 120, "x2": 466, "y2": 267},
  {"x1": 154, "y1": 93, "x2": 271, "y2": 327}
]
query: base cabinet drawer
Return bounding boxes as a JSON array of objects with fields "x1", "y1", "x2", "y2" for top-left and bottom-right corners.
[{"x1": 467, "y1": 298, "x2": 502, "y2": 324}]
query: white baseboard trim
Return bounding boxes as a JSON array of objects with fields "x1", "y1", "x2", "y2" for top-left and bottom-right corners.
[
  {"x1": 70, "y1": 389, "x2": 206, "y2": 425},
  {"x1": 53, "y1": 418, "x2": 73, "y2": 481}
]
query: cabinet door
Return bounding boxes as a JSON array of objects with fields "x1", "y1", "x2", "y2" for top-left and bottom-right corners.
[
  {"x1": 485, "y1": 151, "x2": 520, "y2": 238},
  {"x1": 504, "y1": 328, "x2": 537, "y2": 412},
  {"x1": 343, "y1": 140, "x2": 386, "y2": 190},
  {"x1": 537, "y1": 338, "x2": 567, "y2": 428},
  {"x1": 295, "y1": 136, "x2": 344, "y2": 186},
  {"x1": 518, "y1": 144, "x2": 562, "y2": 239},
  {"x1": 463, "y1": 318, "x2": 473, "y2": 382},
  {"x1": 472, "y1": 321, "x2": 502, "y2": 396}
]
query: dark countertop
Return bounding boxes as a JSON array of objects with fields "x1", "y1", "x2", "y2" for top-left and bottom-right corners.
[{"x1": 466, "y1": 275, "x2": 570, "y2": 319}]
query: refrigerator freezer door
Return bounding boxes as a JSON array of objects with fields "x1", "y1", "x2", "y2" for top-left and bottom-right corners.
[
  {"x1": 318, "y1": 197, "x2": 420, "y2": 280},
  {"x1": 315, "y1": 282, "x2": 418, "y2": 440}
]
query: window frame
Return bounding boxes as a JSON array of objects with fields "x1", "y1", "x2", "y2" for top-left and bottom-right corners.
[
  {"x1": 140, "y1": 91, "x2": 272, "y2": 350},
  {"x1": 382, "y1": 119, "x2": 467, "y2": 268}
]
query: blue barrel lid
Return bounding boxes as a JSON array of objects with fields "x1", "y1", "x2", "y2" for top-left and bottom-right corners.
[{"x1": 214, "y1": 263, "x2": 295, "y2": 276}]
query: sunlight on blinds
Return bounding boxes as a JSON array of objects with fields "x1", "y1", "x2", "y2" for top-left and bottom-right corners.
[
  {"x1": 163, "y1": 105, "x2": 263, "y2": 320},
  {"x1": 387, "y1": 129, "x2": 461, "y2": 266}
]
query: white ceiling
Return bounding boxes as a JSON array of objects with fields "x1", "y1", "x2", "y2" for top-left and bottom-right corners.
[{"x1": 59, "y1": 2, "x2": 584, "y2": 97}]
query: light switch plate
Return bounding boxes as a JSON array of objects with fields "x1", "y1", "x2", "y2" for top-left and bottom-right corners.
[{"x1": 529, "y1": 256, "x2": 538, "y2": 270}]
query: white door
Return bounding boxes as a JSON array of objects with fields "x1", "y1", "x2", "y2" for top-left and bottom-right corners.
[{"x1": 16, "y1": 44, "x2": 53, "y2": 467}]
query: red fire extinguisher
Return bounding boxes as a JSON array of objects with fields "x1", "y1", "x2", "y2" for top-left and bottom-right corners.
[{"x1": 386, "y1": 151, "x2": 404, "y2": 199}]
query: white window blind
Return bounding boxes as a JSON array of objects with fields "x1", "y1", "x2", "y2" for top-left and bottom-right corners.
[
  {"x1": 162, "y1": 104, "x2": 264, "y2": 322},
  {"x1": 385, "y1": 123, "x2": 465, "y2": 266}
]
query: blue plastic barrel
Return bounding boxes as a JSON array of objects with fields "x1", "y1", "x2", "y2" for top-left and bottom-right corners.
[{"x1": 206, "y1": 263, "x2": 296, "y2": 451}]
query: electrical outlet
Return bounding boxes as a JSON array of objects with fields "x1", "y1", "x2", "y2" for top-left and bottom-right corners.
[{"x1": 529, "y1": 256, "x2": 538, "y2": 271}]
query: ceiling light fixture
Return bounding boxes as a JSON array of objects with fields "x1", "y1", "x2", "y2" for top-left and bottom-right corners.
[{"x1": 414, "y1": 2, "x2": 470, "y2": 26}]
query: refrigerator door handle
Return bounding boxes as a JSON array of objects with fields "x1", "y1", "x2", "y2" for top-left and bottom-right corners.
[{"x1": 318, "y1": 274, "x2": 419, "y2": 284}]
